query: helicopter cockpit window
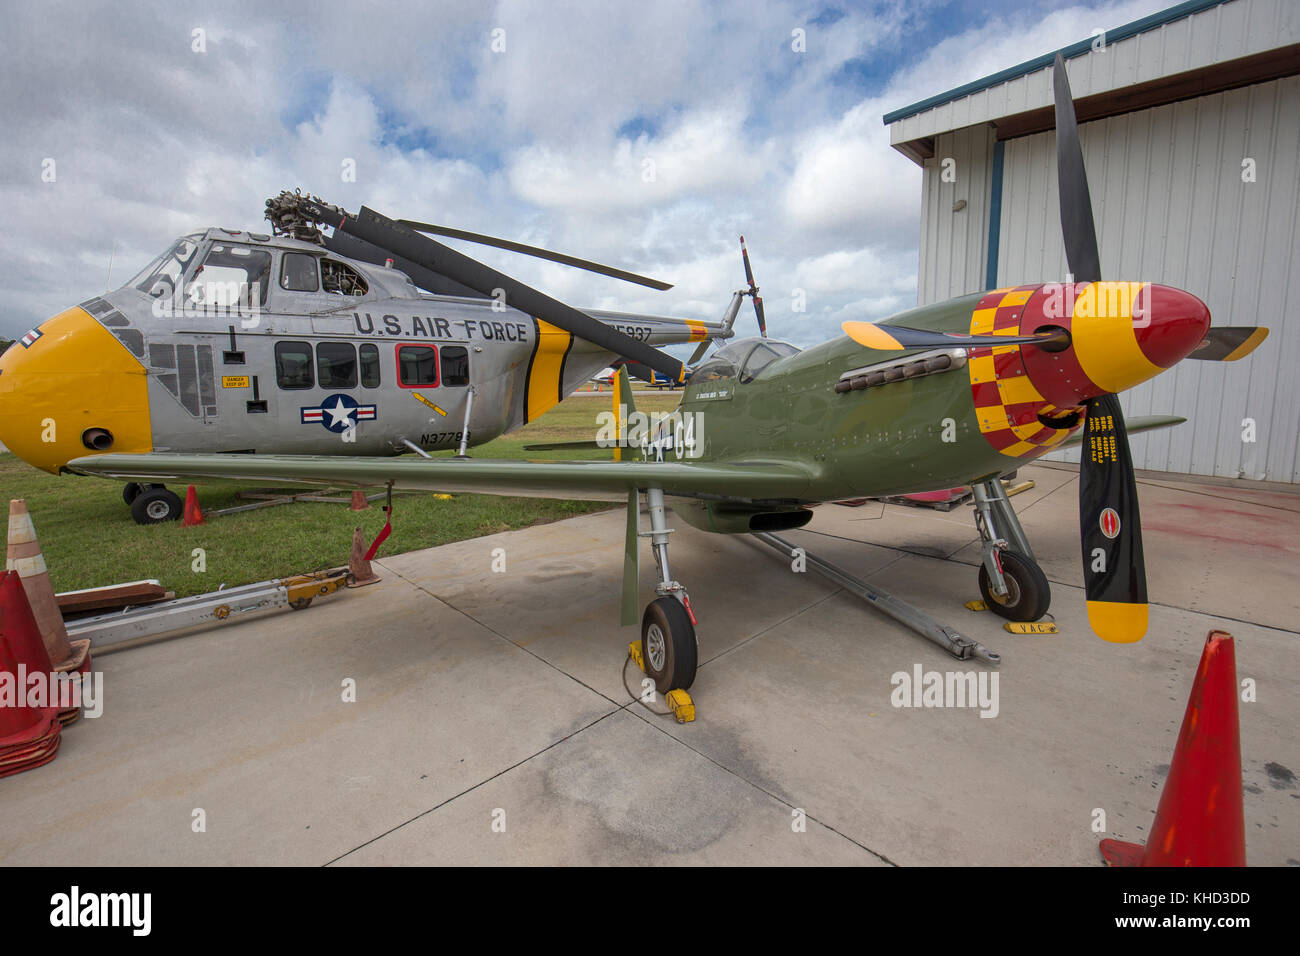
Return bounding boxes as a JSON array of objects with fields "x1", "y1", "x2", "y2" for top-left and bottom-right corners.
[
  {"x1": 738, "y1": 341, "x2": 799, "y2": 384},
  {"x1": 186, "y1": 244, "x2": 272, "y2": 308},
  {"x1": 280, "y1": 253, "x2": 320, "y2": 293},
  {"x1": 321, "y1": 259, "x2": 368, "y2": 297},
  {"x1": 134, "y1": 237, "x2": 200, "y2": 299}
]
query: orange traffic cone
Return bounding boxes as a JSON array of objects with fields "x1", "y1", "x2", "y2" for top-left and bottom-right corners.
[
  {"x1": 182, "y1": 485, "x2": 205, "y2": 526},
  {"x1": 0, "y1": 572, "x2": 82, "y2": 726},
  {"x1": 349, "y1": 490, "x2": 370, "y2": 511},
  {"x1": 0, "y1": 570, "x2": 63, "y2": 778},
  {"x1": 1100, "y1": 630, "x2": 1246, "y2": 866},
  {"x1": 347, "y1": 527, "x2": 379, "y2": 588},
  {"x1": 6, "y1": 501, "x2": 90, "y2": 690}
]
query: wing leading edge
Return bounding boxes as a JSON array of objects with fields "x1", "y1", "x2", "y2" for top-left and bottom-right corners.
[{"x1": 66, "y1": 453, "x2": 817, "y2": 504}]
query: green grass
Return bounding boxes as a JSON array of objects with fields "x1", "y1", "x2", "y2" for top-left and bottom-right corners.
[{"x1": 0, "y1": 392, "x2": 681, "y2": 599}]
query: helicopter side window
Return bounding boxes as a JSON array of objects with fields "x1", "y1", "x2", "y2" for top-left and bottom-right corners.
[
  {"x1": 321, "y1": 259, "x2": 369, "y2": 297},
  {"x1": 280, "y1": 253, "x2": 320, "y2": 293},
  {"x1": 275, "y1": 341, "x2": 314, "y2": 390},
  {"x1": 359, "y1": 344, "x2": 381, "y2": 388},
  {"x1": 397, "y1": 344, "x2": 439, "y2": 387},
  {"x1": 187, "y1": 244, "x2": 272, "y2": 308},
  {"x1": 316, "y1": 342, "x2": 357, "y2": 389},
  {"x1": 440, "y1": 346, "x2": 469, "y2": 387}
]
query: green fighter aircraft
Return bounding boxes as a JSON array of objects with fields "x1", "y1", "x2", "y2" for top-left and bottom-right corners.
[{"x1": 66, "y1": 57, "x2": 1269, "y2": 691}]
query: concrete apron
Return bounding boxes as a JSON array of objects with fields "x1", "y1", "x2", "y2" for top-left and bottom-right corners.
[{"x1": 0, "y1": 464, "x2": 1294, "y2": 865}]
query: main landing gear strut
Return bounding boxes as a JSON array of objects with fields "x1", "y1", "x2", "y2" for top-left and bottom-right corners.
[
  {"x1": 971, "y1": 477, "x2": 1051, "y2": 623},
  {"x1": 638, "y1": 487, "x2": 699, "y2": 693}
]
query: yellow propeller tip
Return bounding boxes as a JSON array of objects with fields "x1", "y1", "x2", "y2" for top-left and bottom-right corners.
[
  {"x1": 1086, "y1": 600, "x2": 1149, "y2": 643},
  {"x1": 842, "y1": 321, "x2": 905, "y2": 350}
]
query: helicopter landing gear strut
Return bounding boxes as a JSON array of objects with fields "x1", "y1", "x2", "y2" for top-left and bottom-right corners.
[{"x1": 971, "y1": 478, "x2": 1050, "y2": 622}]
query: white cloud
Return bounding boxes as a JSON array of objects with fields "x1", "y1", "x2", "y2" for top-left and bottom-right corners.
[{"x1": 0, "y1": 0, "x2": 1180, "y2": 353}]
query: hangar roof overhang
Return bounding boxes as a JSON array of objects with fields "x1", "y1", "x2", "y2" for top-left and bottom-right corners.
[{"x1": 884, "y1": 0, "x2": 1300, "y2": 166}]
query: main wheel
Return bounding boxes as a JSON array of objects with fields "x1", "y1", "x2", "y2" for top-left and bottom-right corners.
[
  {"x1": 978, "y1": 550, "x2": 1050, "y2": 622},
  {"x1": 641, "y1": 596, "x2": 698, "y2": 693},
  {"x1": 122, "y1": 482, "x2": 143, "y2": 505},
  {"x1": 130, "y1": 487, "x2": 183, "y2": 525}
]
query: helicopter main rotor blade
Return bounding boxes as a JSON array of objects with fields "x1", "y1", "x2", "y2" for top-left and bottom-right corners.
[
  {"x1": 325, "y1": 230, "x2": 487, "y2": 299},
  {"x1": 1053, "y1": 52, "x2": 1102, "y2": 284},
  {"x1": 399, "y1": 219, "x2": 673, "y2": 291},
  {"x1": 309, "y1": 202, "x2": 685, "y2": 381}
]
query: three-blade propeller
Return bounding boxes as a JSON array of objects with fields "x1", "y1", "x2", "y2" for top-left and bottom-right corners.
[
  {"x1": 1051, "y1": 52, "x2": 1149, "y2": 642},
  {"x1": 840, "y1": 53, "x2": 1152, "y2": 642}
]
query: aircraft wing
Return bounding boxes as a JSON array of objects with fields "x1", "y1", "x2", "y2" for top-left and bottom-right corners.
[{"x1": 65, "y1": 453, "x2": 816, "y2": 504}]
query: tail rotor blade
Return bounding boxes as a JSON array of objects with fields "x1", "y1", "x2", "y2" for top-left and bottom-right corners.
[
  {"x1": 1053, "y1": 53, "x2": 1102, "y2": 284},
  {"x1": 1079, "y1": 393, "x2": 1148, "y2": 642},
  {"x1": 739, "y1": 235, "x2": 767, "y2": 338}
]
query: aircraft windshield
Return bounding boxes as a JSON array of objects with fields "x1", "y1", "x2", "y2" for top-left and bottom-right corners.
[
  {"x1": 131, "y1": 235, "x2": 202, "y2": 297},
  {"x1": 738, "y1": 341, "x2": 799, "y2": 383},
  {"x1": 691, "y1": 338, "x2": 799, "y2": 384}
]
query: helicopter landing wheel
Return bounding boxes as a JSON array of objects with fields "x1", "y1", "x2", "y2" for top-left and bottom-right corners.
[
  {"x1": 641, "y1": 596, "x2": 698, "y2": 694},
  {"x1": 130, "y1": 486, "x2": 183, "y2": 525},
  {"x1": 978, "y1": 550, "x2": 1050, "y2": 622},
  {"x1": 122, "y1": 482, "x2": 143, "y2": 505}
]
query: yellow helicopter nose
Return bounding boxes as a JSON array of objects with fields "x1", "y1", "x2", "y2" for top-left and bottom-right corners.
[{"x1": 0, "y1": 306, "x2": 153, "y2": 473}]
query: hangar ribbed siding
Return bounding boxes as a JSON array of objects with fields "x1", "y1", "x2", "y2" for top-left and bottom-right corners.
[
  {"x1": 999, "y1": 75, "x2": 1300, "y2": 483},
  {"x1": 916, "y1": 74, "x2": 1299, "y2": 482}
]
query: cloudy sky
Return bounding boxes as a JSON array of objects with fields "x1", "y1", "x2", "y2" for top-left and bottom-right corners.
[{"x1": 1, "y1": 0, "x2": 1172, "y2": 347}]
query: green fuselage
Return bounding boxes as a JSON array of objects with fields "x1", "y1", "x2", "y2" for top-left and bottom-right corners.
[{"x1": 678, "y1": 292, "x2": 1043, "y2": 502}]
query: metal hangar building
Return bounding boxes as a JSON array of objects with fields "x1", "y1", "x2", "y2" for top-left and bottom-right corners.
[{"x1": 883, "y1": 0, "x2": 1299, "y2": 483}]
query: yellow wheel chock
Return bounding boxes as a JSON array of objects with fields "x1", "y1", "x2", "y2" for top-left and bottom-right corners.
[{"x1": 665, "y1": 689, "x2": 695, "y2": 723}]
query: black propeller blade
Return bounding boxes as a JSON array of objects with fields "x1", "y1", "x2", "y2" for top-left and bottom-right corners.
[
  {"x1": 300, "y1": 200, "x2": 686, "y2": 382},
  {"x1": 1078, "y1": 394, "x2": 1148, "y2": 642},
  {"x1": 739, "y1": 236, "x2": 767, "y2": 337},
  {"x1": 398, "y1": 219, "x2": 673, "y2": 291},
  {"x1": 1053, "y1": 52, "x2": 1102, "y2": 284},
  {"x1": 1050, "y1": 53, "x2": 1148, "y2": 641}
]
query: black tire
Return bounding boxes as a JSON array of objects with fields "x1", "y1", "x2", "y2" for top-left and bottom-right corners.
[
  {"x1": 978, "y1": 551, "x2": 1051, "y2": 622},
  {"x1": 122, "y1": 482, "x2": 143, "y2": 505},
  {"x1": 130, "y1": 487, "x2": 183, "y2": 525},
  {"x1": 641, "y1": 596, "x2": 698, "y2": 693}
]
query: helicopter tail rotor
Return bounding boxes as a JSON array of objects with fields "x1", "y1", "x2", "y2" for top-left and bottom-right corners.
[{"x1": 740, "y1": 236, "x2": 767, "y2": 338}]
